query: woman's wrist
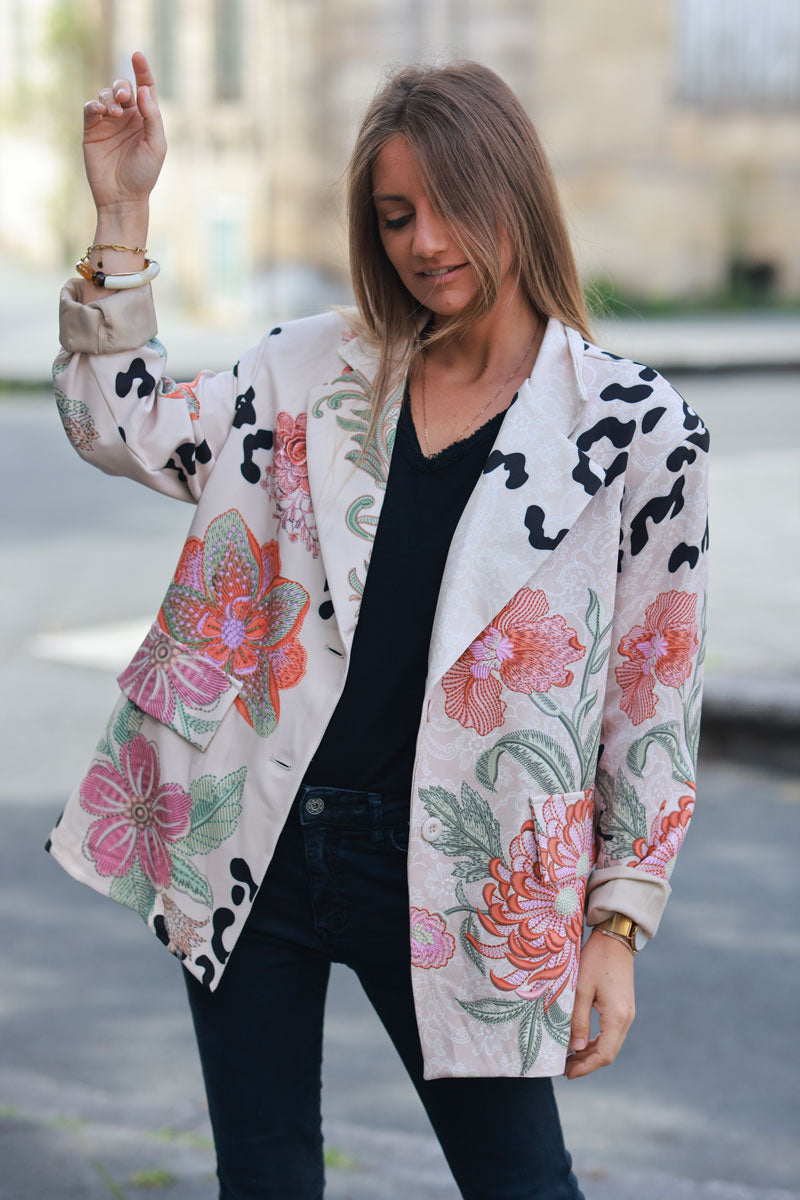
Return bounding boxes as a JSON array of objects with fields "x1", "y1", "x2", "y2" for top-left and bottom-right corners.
[
  {"x1": 78, "y1": 204, "x2": 152, "y2": 301},
  {"x1": 93, "y1": 201, "x2": 150, "y2": 250}
]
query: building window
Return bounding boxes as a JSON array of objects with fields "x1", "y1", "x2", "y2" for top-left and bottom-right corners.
[
  {"x1": 677, "y1": 0, "x2": 800, "y2": 109},
  {"x1": 214, "y1": 0, "x2": 243, "y2": 102},
  {"x1": 154, "y1": 0, "x2": 177, "y2": 100}
]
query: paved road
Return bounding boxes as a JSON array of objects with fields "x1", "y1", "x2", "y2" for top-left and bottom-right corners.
[{"x1": 1, "y1": 378, "x2": 799, "y2": 1198}]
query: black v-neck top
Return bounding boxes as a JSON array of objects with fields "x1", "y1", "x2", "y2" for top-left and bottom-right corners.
[{"x1": 301, "y1": 387, "x2": 514, "y2": 800}]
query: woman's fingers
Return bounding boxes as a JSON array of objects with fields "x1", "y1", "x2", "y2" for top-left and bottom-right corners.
[
  {"x1": 131, "y1": 50, "x2": 158, "y2": 98},
  {"x1": 564, "y1": 1010, "x2": 629, "y2": 1078},
  {"x1": 112, "y1": 78, "x2": 136, "y2": 109}
]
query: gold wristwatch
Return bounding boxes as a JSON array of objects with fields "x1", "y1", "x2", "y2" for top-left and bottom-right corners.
[{"x1": 594, "y1": 913, "x2": 645, "y2": 955}]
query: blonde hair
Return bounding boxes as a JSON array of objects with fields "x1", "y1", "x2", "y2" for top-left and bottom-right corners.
[{"x1": 346, "y1": 60, "x2": 592, "y2": 448}]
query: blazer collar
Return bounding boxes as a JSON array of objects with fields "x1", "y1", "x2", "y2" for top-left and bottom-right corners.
[
  {"x1": 306, "y1": 313, "x2": 604, "y2": 679},
  {"x1": 423, "y1": 317, "x2": 601, "y2": 699}
]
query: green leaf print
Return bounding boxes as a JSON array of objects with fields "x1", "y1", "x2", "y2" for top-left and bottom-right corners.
[
  {"x1": 111, "y1": 700, "x2": 144, "y2": 754},
  {"x1": 581, "y1": 715, "x2": 603, "y2": 787},
  {"x1": 585, "y1": 588, "x2": 602, "y2": 640},
  {"x1": 573, "y1": 691, "x2": 599, "y2": 728},
  {"x1": 475, "y1": 730, "x2": 576, "y2": 794},
  {"x1": 457, "y1": 997, "x2": 529, "y2": 1025},
  {"x1": 594, "y1": 765, "x2": 615, "y2": 811},
  {"x1": 345, "y1": 494, "x2": 379, "y2": 541},
  {"x1": 267, "y1": 580, "x2": 310, "y2": 644},
  {"x1": 529, "y1": 691, "x2": 563, "y2": 718},
  {"x1": 544, "y1": 998, "x2": 573, "y2": 1049},
  {"x1": 169, "y1": 853, "x2": 213, "y2": 907},
  {"x1": 518, "y1": 1001, "x2": 544, "y2": 1075},
  {"x1": 596, "y1": 772, "x2": 647, "y2": 862},
  {"x1": 419, "y1": 783, "x2": 503, "y2": 882},
  {"x1": 109, "y1": 860, "x2": 156, "y2": 921},
  {"x1": 181, "y1": 768, "x2": 246, "y2": 856},
  {"x1": 202, "y1": 511, "x2": 258, "y2": 604},
  {"x1": 459, "y1": 914, "x2": 487, "y2": 976},
  {"x1": 626, "y1": 720, "x2": 692, "y2": 784}
]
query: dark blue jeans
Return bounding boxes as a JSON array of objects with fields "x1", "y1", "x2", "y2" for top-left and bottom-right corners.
[{"x1": 184, "y1": 784, "x2": 585, "y2": 1200}]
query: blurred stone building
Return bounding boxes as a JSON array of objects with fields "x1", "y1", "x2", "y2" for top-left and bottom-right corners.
[{"x1": 1, "y1": 0, "x2": 798, "y2": 321}]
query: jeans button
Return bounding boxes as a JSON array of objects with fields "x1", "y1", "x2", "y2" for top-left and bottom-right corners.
[{"x1": 305, "y1": 795, "x2": 325, "y2": 815}]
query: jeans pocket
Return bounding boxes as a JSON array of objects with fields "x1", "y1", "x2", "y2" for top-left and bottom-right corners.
[{"x1": 386, "y1": 827, "x2": 410, "y2": 854}]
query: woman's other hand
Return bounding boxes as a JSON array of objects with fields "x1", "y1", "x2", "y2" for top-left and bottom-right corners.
[
  {"x1": 83, "y1": 50, "x2": 166, "y2": 215},
  {"x1": 563, "y1": 928, "x2": 636, "y2": 1079}
]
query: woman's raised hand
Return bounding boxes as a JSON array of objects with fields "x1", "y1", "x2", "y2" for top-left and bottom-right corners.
[{"x1": 83, "y1": 51, "x2": 166, "y2": 215}]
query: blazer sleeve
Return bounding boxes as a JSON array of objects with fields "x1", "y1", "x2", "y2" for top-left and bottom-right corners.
[
  {"x1": 585, "y1": 385, "x2": 710, "y2": 942},
  {"x1": 53, "y1": 278, "x2": 269, "y2": 503}
]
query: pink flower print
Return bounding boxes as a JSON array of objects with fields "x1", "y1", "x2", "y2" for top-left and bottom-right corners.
[
  {"x1": 616, "y1": 590, "x2": 699, "y2": 725},
  {"x1": 442, "y1": 589, "x2": 585, "y2": 736},
  {"x1": 465, "y1": 792, "x2": 595, "y2": 1009},
  {"x1": 265, "y1": 412, "x2": 319, "y2": 556},
  {"x1": 410, "y1": 907, "x2": 456, "y2": 970},
  {"x1": 80, "y1": 734, "x2": 191, "y2": 889},
  {"x1": 118, "y1": 625, "x2": 230, "y2": 724}
]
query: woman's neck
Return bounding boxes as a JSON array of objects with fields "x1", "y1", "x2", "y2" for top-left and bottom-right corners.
[{"x1": 425, "y1": 283, "x2": 542, "y2": 386}]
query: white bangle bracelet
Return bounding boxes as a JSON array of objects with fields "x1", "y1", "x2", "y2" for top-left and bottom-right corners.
[
  {"x1": 101, "y1": 259, "x2": 161, "y2": 290},
  {"x1": 75, "y1": 258, "x2": 160, "y2": 290}
]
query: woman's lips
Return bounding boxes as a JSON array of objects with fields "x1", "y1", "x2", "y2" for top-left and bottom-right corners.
[{"x1": 418, "y1": 263, "x2": 468, "y2": 284}]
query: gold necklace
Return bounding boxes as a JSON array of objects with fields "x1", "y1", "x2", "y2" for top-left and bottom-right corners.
[{"x1": 419, "y1": 321, "x2": 542, "y2": 457}]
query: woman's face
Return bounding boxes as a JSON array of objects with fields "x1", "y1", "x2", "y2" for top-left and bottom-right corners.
[{"x1": 371, "y1": 135, "x2": 482, "y2": 319}]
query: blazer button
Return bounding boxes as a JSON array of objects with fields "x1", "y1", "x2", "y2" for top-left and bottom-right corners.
[
  {"x1": 305, "y1": 796, "x2": 325, "y2": 815},
  {"x1": 421, "y1": 816, "x2": 442, "y2": 843}
]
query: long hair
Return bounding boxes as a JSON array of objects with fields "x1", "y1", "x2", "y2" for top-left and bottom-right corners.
[{"x1": 346, "y1": 60, "x2": 592, "y2": 449}]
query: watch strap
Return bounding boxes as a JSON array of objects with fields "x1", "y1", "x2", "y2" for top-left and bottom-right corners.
[{"x1": 594, "y1": 913, "x2": 639, "y2": 955}]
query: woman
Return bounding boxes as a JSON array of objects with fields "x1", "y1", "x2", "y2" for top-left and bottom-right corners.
[{"x1": 48, "y1": 51, "x2": 710, "y2": 1200}]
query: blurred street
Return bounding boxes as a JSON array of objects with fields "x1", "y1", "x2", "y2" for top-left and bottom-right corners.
[{"x1": 1, "y1": 356, "x2": 799, "y2": 1198}]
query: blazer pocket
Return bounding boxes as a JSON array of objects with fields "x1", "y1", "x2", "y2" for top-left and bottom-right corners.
[
  {"x1": 528, "y1": 788, "x2": 596, "y2": 890},
  {"x1": 117, "y1": 621, "x2": 242, "y2": 751}
]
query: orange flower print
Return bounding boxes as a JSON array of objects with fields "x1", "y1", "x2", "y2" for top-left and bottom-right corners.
[
  {"x1": 160, "y1": 372, "x2": 211, "y2": 421},
  {"x1": 615, "y1": 590, "x2": 699, "y2": 726},
  {"x1": 465, "y1": 792, "x2": 594, "y2": 1009},
  {"x1": 630, "y1": 787, "x2": 695, "y2": 878},
  {"x1": 159, "y1": 510, "x2": 309, "y2": 737},
  {"x1": 442, "y1": 589, "x2": 585, "y2": 736}
]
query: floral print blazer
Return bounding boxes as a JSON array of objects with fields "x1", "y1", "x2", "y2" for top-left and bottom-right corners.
[{"x1": 48, "y1": 278, "x2": 710, "y2": 1079}]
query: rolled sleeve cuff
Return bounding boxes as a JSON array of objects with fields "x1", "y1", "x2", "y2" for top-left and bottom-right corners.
[
  {"x1": 59, "y1": 278, "x2": 158, "y2": 354},
  {"x1": 585, "y1": 866, "x2": 672, "y2": 941}
]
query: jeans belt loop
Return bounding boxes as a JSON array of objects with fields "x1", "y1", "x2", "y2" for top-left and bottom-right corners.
[{"x1": 368, "y1": 792, "x2": 383, "y2": 845}]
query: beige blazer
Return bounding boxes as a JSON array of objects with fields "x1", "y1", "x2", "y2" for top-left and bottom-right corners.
[{"x1": 48, "y1": 279, "x2": 709, "y2": 1078}]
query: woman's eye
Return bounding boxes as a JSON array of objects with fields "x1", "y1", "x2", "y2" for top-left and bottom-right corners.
[{"x1": 383, "y1": 214, "x2": 412, "y2": 230}]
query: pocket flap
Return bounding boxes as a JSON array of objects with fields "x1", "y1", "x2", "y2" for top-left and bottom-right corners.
[
  {"x1": 117, "y1": 622, "x2": 242, "y2": 750},
  {"x1": 529, "y1": 789, "x2": 596, "y2": 889}
]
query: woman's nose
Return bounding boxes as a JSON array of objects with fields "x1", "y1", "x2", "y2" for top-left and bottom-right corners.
[{"x1": 412, "y1": 208, "x2": 449, "y2": 259}]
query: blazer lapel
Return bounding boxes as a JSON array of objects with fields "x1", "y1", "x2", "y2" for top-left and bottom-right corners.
[
  {"x1": 425, "y1": 318, "x2": 605, "y2": 698},
  {"x1": 304, "y1": 329, "x2": 403, "y2": 655}
]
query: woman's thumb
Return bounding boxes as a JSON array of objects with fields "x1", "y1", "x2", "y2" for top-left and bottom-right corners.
[{"x1": 137, "y1": 85, "x2": 165, "y2": 146}]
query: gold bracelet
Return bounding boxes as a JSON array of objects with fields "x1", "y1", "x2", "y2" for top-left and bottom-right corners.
[
  {"x1": 598, "y1": 928, "x2": 636, "y2": 955},
  {"x1": 85, "y1": 243, "x2": 148, "y2": 257}
]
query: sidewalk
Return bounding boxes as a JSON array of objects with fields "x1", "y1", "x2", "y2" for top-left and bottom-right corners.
[{"x1": 3, "y1": 1067, "x2": 799, "y2": 1200}]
